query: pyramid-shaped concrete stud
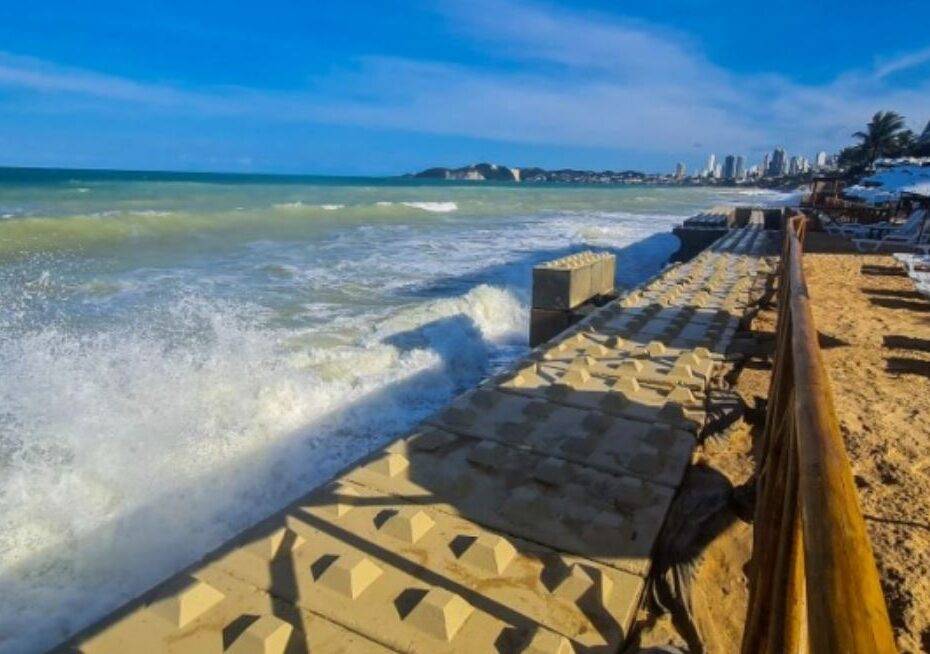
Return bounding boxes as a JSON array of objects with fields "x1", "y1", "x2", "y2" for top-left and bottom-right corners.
[
  {"x1": 442, "y1": 406, "x2": 477, "y2": 427},
  {"x1": 646, "y1": 341, "x2": 667, "y2": 357},
  {"x1": 469, "y1": 389, "x2": 499, "y2": 409},
  {"x1": 244, "y1": 527, "x2": 305, "y2": 561},
  {"x1": 533, "y1": 456, "x2": 569, "y2": 486},
  {"x1": 668, "y1": 363, "x2": 696, "y2": 383},
  {"x1": 552, "y1": 563, "x2": 595, "y2": 600},
  {"x1": 614, "y1": 376, "x2": 641, "y2": 395},
  {"x1": 459, "y1": 533, "x2": 517, "y2": 574},
  {"x1": 226, "y1": 615, "x2": 294, "y2": 654},
  {"x1": 317, "y1": 482, "x2": 361, "y2": 518},
  {"x1": 667, "y1": 386, "x2": 696, "y2": 404},
  {"x1": 522, "y1": 400, "x2": 555, "y2": 420},
  {"x1": 619, "y1": 359, "x2": 644, "y2": 374},
  {"x1": 380, "y1": 508, "x2": 435, "y2": 544},
  {"x1": 404, "y1": 588, "x2": 474, "y2": 641},
  {"x1": 522, "y1": 628, "x2": 576, "y2": 653},
  {"x1": 561, "y1": 366, "x2": 591, "y2": 387},
  {"x1": 146, "y1": 577, "x2": 225, "y2": 628},
  {"x1": 368, "y1": 452, "x2": 409, "y2": 478},
  {"x1": 467, "y1": 440, "x2": 503, "y2": 469},
  {"x1": 317, "y1": 553, "x2": 383, "y2": 599},
  {"x1": 409, "y1": 428, "x2": 458, "y2": 452},
  {"x1": 509, "y1": 365, "x2": 538, "y2": 388}
]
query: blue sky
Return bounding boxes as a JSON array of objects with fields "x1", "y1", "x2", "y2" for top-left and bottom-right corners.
[{"x1": 1, "y1": 0, "x2": 929, "y2": 175}]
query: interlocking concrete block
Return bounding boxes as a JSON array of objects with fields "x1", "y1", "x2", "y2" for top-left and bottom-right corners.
[
  {"x1": 284, "y1": 480, "x2": 643, "y2": 650},
  {"x1": 71, "y1": 568, "x2": 393, "y2": 654},
  {"x1": 497, "y1": 361, "x2": 705, "y2": 431},
  {"x1": 199, "y1": 487, "x2": 633, "y2": 653},
  {"x1": 532, "y1": 251, "x2": 615, "y2": 310},
  {"x1": 429, "y1": 388, "x2": 693, "y2": 487},
  {"x1": 529, "y1": 307, "x2": 573, "y2": 348},
  {"x1": 338, "y1": 427, "x2": 675, "y2": 577}
]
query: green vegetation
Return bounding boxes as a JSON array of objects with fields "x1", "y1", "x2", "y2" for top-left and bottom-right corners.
[{"x1": 838, "y1": 111, "x2": 930, "y2": 171}]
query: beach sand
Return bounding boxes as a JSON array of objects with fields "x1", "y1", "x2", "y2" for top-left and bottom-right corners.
[
  {"x1": 801, "y1": 236, "x2": 930, "y2": 653},
  {"x1": 631, "y1": 233, "x2": 930, "y2": 653}
]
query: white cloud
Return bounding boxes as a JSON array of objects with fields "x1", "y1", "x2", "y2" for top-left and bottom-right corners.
[{"x1": 0, "y1": 0, "x2": 928, "y2": 162}]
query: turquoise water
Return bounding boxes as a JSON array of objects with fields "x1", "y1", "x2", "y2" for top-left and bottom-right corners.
[{"x1": 0, "y1": 168, "x2": 790, "y2": 652}]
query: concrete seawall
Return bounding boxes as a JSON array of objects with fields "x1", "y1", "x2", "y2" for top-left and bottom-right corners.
[{"x1": 59, "y1": 221, "x2": 778, "y2": 654}]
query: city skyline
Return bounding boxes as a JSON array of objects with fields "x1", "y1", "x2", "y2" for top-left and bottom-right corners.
[{"x1": 676, "y1": 145, "x2": 835, "y2": 180}]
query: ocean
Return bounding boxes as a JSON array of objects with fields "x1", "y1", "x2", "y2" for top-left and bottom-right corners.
[{"x1": 0, "y1": 168, "x2": 791, "y2": 652}]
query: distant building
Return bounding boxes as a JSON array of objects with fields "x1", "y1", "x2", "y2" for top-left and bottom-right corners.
[
  {"x1": 761, "y1": 153, "x2": 770, "y2": 178},
  {"x1": 769, "y1": 148, "x2": 787, "y2": 177},
  {"x1": 714, "y1": 163, "x2": 723, "y2": 179},
  {"x1": 705, "y1": 154, "x2": 717, "y2": 178},
  {"x1": 816, "y1": 151, "x2": 828, "y2": 170},
  {"x1": 723, "y1": 155, "x2": 737, "y2": 180},
  {"x1": 735, "y1": 156, "x2": 745, "y2": 180},
  {"x1": 674, "y1": 162, "x2": 686, "y2": 180},
  {"x1": 788, "y1": 155, "x2": 809, "y2": 176}
]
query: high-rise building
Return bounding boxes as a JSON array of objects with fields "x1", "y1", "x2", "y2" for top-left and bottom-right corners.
[
  {"x1": 762, "y1": 153, "x2": 770, "y2": 178},
  {"x1": 705, "y1": 154, "x2": 717, "y2": 177},
  {"x1": 723, "y1": 155, "x2": 737, "y2": 180},
  {"x1": 735, "y1": 155, "x2": 745, "y2": 180},
  {"x1": 675, "y1": 162, "x2": 686, "y2": 180},
  {"x1": 788, "y1": 156, "x2": 800, "y2": 176},
  {"x1": 769, "y1": 148, "x2": 787, "y2": 177},
  {"x1": 714, "y1": 163, "x2": 723, "y2": 179},
  {"x1": 816, "y1": 151, "x2": 828, "y2": 169}
]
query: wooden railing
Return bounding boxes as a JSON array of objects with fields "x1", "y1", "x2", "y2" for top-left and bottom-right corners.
[{"x1": 741, "y1": 215, "x2": 898, "y2": 653}]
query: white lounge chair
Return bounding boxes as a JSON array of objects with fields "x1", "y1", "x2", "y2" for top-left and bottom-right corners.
[
  {"x1": 821, "y1": 214, "x2": 873, "y2": 237},
  {"x1": 852, "y1": 209, "x2": 928, "y2": 252}
]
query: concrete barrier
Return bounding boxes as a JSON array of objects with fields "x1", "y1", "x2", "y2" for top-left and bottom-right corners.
[{"x1": 529, "y1": 251, "x2": 617, "y2": 346}]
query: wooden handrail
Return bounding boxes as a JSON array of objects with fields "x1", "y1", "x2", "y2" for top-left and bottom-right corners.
[{"x1": 741, "y1": 215, "x2": 897, "y2": 653}]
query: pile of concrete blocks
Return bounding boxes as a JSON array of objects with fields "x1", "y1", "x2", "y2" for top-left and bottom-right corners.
[{"x1": 530, "y1": 251, "x2": 616, "y2": 346}]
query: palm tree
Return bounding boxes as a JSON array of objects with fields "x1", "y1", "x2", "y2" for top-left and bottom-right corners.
[
  {"x1": 912, "y1": 120, "x2": 930, "y2": 157},
  {"x1": 852, "y1": 111, "x2": 907, "y2": 164}
]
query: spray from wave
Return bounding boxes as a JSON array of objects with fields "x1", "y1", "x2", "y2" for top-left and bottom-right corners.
[{"x1": 0, "y1": 284, "x2": 524, "y2": 652}]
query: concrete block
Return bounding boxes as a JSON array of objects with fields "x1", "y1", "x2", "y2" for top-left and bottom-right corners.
[
  {"x1": 71, "y1": 566, "x2": 393, "y2": 654},
  {"x1": 429, "y1": 390, "x2": 694, "y2": 487},
  {"x1": 285, "y1": 480, "x2": 642, "y2": 650},
  {"x1": 532, "y1": 251, "x2": 615, "y2": 310},
  {"x1": 530, "y1": 308, "x2": 572, "y2": 347},
  {"x1": 339, "y1": 427, "x2": 675, "y2": 577}
]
